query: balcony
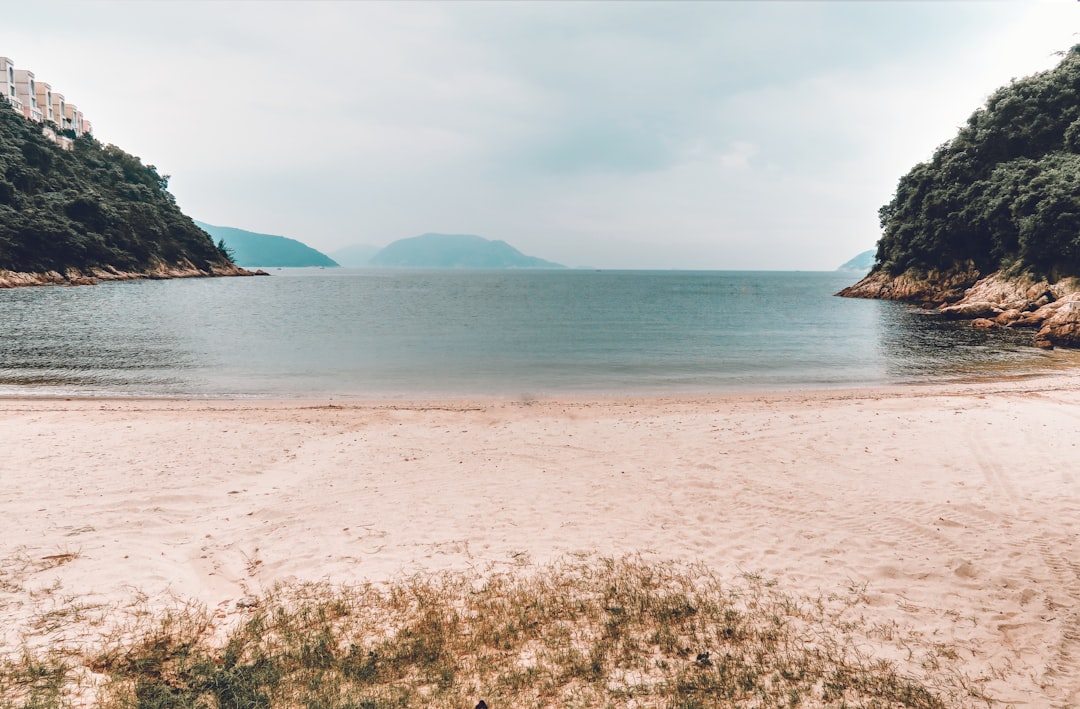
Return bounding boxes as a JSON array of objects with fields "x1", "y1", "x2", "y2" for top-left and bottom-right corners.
[{"x1": 6, "y1": 94, "x2": 23, "y2": 113}]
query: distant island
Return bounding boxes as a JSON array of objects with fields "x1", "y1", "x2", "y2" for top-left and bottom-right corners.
[
  {"x1": 840, "y1": 45, "x2": 1080, "y2": 349},
  {"x1": 836, "y1": 250, "x2": 875, "y2": 273},
  {"x1": 0, "y1": 95, "x2": 244, "y2": 287},
  {"x1": 195, "y1": 221, "x2": 338, "y2": 268},
  {"x1": 369, "y1": 233, "x2": 565, "y2": 269}
]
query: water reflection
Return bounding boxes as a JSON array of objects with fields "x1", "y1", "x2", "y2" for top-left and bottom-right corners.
[{"x1": 874, "y1": 301, "x2": 1052, "y2": 380}]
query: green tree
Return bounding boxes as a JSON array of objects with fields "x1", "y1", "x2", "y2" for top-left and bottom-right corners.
[{"x1": 874, "y1": 45, "x2": 1080, "y2": 278}]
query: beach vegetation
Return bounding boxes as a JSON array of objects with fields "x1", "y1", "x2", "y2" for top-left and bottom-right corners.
[{"x1": 0, "y1": 557, "x2": 994, "y2": 708}]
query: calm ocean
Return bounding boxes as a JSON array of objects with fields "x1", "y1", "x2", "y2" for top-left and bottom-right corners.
[{"x1": 0, "y1": 269, "x2": 1067, "y2": 398}]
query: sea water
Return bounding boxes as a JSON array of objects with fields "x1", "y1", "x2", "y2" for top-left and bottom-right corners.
[{"x1": 0, "y1": 269, "x2": 1068, "y2": 398}]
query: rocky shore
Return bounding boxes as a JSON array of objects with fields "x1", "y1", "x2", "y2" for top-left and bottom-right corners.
[
  {"x1": 0, "y1": 261, "x2": 266, "y2": 289},
  {"x1": 839, "y1": 266, "x2": 1080, "y2": 348}
]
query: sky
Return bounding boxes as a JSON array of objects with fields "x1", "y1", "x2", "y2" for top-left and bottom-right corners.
[{"x1": 3, "y1": 1, "x2": 1078, "y2": 270}]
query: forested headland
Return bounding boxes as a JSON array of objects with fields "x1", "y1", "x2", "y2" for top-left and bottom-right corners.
[
  {"x1": 841, "y1": 45, "x2": 1080, "y2": 348},
  {"x1": 0, "y1": 97, "x2": 245, "y2": 286}
]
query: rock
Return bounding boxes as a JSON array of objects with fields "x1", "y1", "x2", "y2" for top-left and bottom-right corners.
[
  {"x1": 957, "y1": 271, "x2": 1047, "y2": 311},
  {"x1": 1034, "y1": 300, "x2": 1080, "y2": 348},
  {"x1": 253, "y1": 269, "x2": 270, "y2": 276},
  {"x1": 1010, "y1": 312, "x2": 1045, "y2": 328},
  {"x1": 840, "y1": 266, "x2": 1080, "y2": 348},
  {"x1": 236, "y1": 596, "x2": 259, "y2": 609},
  {"x1": 940, "y1": 302, "x2": 1001, "y2": 319},
  {"x1": 971, "y1": 318, "x2": 997, "y2": 329},
  {"x1": 0, "y1": 263, "x2": 255, "y2": 289},
  {"x1": 837, "y1": 263, "x2": 982, "y2": 306},
  {"x1": 994, "y1": 309, "x2": 1022, "y2": 326},
  {"x1": 1028, "y1": 292, "x2": 1055, "y2": 310}
]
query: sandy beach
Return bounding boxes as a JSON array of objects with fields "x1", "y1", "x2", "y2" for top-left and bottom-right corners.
[{"x1": 3, "y1": 375, "x2": 1080, "y2": 705}]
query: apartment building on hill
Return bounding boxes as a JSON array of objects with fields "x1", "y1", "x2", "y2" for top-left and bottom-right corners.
[{"x1": 0, "y1": 54, "x2": 92, "y2": 148}]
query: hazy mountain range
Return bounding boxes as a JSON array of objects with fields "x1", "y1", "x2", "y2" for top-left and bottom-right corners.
[{"x1": 200, "y1": 226, "x2": 565, "y2": 270}]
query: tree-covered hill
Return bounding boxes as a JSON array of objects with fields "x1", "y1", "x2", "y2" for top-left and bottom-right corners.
[
  {"x1": 841, "y1": 46, "x2": 1080, "y2": 348},
  {"x1": 0, "y1": 97, "x2": 238, "y2": 279},
  {"x1": 872, "y1": 45, "x2": 1080, "y2": 279}
]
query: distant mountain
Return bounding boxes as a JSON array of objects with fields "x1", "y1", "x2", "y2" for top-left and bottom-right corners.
[
  {"x1": 837, "y1": 249, "x2": 875, "y2": 272},
  {"x1": 370, "y1": 233, "x2": 564, "y2": 269},
  {"x1": 194, "y1": 221, "x2": 338, "y2": 268},
  {"x1": 328, "y1": 243, "x2": 382, "y2": 267}
]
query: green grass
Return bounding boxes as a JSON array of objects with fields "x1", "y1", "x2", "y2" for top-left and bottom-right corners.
[{"x1": 1, "y1": 557, "x2": 994, "y2": 708}]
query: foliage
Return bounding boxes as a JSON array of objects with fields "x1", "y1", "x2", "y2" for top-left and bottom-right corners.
[
  {"x1": 0, "y1": 97, "x2": 234, "y2": 273},
  {"x1": 875, "y1": 45, "x2": 1080, "y2": 278}
]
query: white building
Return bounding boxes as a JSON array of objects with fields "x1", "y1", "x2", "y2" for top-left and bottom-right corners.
[
  {"x1": 50, "y1": 91, "x2": 66, "y2": 128},
  {"x1": 64, "y1": 103, "x2": 83, "y2": 136},
  {"x1": 0, "y1": 56, "x2": 24, "y2": 114},
  {"x1": 13, "y1": 68, "x2": 42, "y2": 122},
  {"x1": 34, "y1": 81, "x2": 54, "y2": 124},
  {"x1": 0, "y1": 55, "x2": 92, "y2": 143}
]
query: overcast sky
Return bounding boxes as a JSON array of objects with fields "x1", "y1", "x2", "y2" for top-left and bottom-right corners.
[{"x1": 3, "y1": 1, "x2": 1078, "y2": 269}]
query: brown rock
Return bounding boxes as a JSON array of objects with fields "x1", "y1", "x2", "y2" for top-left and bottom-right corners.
[
  {"x1": 940, "y1": 301, "x2": 1001, "y2": 319},
  {"x1": 0, "y1": 261, "x2": 254, "y2": 289},
  {"x1": 994, "y1": 309, "x2": 1022, "y2": 326},
  {"x1": 1010, "y1": 313, "x2": 1045, "y2": 328},
  {"x1": 837, "y1": 263, "x2": 982, "y2": 306},
  {"x1": 971, "y1": 318, "x2": 996, "y2": 329},
  {"x1": 1035, "y1": 300, "x2": 1080, "y2": 348}
]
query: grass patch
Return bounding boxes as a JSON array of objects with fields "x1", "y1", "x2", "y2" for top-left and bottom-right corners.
[{"x1": 1, "y1": 557, "x2": 994, "y2": 708}]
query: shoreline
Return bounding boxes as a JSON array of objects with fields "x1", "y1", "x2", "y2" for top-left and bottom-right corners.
[
  {"x1": 0, "y1": 263, "x2": 258, "y2": 289},
  {"x1": 0, "y1": 365, "x2": 1077, "y2": 405},
  {"x1": 4, "y1": 375, "x2": 1080, "y2": 703}
]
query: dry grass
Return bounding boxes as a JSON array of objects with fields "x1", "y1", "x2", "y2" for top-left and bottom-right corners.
[{"x1": 0, "y1": 557, "x2": 995, "y2": 708}]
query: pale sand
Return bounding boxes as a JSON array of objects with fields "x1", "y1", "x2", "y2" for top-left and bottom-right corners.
[{"x1": 3, "y1": 376, "x2": 1080, "y2": 704}]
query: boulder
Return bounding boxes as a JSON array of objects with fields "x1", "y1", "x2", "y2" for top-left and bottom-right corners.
[
  {"x1": 1034, "y1": 300, "x2": 1080, "y2": 349},
  {"x1": 939, "y1": 302, "x2": 1002, "y2": 319},
  {"x1": 957, "y1": 271, "x2": 1051, "y2": 312},
  {"x1": 994, "y1": 309, "x2": 1022, "y2": 326},
  {"x1": 971, "y1": 318, "x2": 997, "y2": 329},
  {"x1": 1010, "y1": 312, "x2": 1046, "y2": 328}
]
